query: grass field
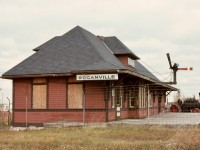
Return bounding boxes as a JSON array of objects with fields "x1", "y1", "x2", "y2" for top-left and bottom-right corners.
[{"x1": 0, "y1": 125, "x2": 200, "y2": 150}]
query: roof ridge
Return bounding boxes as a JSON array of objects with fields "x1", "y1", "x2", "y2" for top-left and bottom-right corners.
[
  {"x1": 78, "y1": 27, "x2": 125, "y2": 69},
  {"x1": 106, "y1": 36, "x2": 132, "y2": 53},
  {"x1": 103, "y1": 36, "x2": 140, "y2": 59},
  {"x1": 77, "y1": 27, "x2": 103, "y2": 56},
  {"x1": 77, "y1": 27, "x2": 105, "y2": 61},
  {"x1": 33, "y1": 36, "x2": 61, "y2": 51}
]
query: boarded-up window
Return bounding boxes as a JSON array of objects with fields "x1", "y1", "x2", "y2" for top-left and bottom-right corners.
[
  {"x1": 33, "y1": 78, "x2": 47, "y2": 109},
  {"x1": 68, "y1": 84, "x2": 83, "y2": 109}
]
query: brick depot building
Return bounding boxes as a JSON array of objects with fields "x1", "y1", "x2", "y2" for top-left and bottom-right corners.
[{"x1": 2, "y1": 26, "x2": 177, "y2": 127}]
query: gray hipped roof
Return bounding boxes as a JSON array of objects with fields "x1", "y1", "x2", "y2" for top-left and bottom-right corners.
[
  {"x1": 3, "y1": 26, "x2": 126, "y2": 76},
  {"x1": 2, "y1": 26, "x2": 163, "y2": 83}
]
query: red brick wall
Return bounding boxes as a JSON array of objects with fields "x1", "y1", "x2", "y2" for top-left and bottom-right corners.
[
  {"x1": 128, "y1": 108, "x2": 162, "y2": 119},
  {"x1": 128, "y1": 110, "x2": 138, "y2": 119},
  {"x1": 123, "y1": 94, "x2": 129, "y2": 109},
  {"x1": 13, "y1": 76, "x2": 167, "y2": 125},
  {"x1": 85, "y1": 112, "x2": 106, "y2": 122},
  {"x1": 149, "y1": 93, "x2": 166, "y2": 114},
  {"x1": 108, "y1": 95, "x2": 112, "y2": 108},
  {"x1": 14, "y1": 79, "x2": 32, "y2": 109},
  {"x1": 138, "y1": 109, "x2": 148, "y2": 118},
  {"x1": 13, "y1": 111, "x2": 106, "y2": 124},
  {"x1": 108, "y1": 110, "x2": 116, "y2": 121},
  {"x1": 121, "y1": 110, "x2": 129, "y2": 119},
  {"x1": 128, "y1": 109, "x2": 148, "y2": 119},
  {"x1": 117, "y1": 55, "x2": 128, "y2": 66},
  {"x1": 48, "y1": 77, "x2": 66, "y2": 109},
  {"x1": 149, "y1": 107, "x2": 158, "y2": 115},
  {"x1": 85, "y1": 81, "x2": 105, "y2": 109}
]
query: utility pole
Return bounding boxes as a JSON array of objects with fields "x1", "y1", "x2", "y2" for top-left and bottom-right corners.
[
  {"x1": 7, "y1": 97, "x2": 10, "y2": 112},
  {"x1": 1, "y1": 93, "x2": 3, "y2": 111},
  {"x1": 0, "y1": 88, "x2": 1, "y2": 104},
  {"x1": 0, "y1": 88, "x2": 2, "y2": 111},
  {"x1": 7, "y1": 97, "x2": 11, "y2": 125}
]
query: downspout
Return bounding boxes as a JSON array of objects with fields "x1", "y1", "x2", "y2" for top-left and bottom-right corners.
[
  {"x1": 104, "y1": 81, "x2": 109, "y2": 122},
  {"x1": 147, "y1": 84, "x2": 150, "y2": 117},
  {"x1": 26, "y1": 95, "x2": 28, "y2": 128}
]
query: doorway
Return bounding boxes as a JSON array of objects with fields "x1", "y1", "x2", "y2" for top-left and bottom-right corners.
[
  {"x1": 158, "y1": 95, "x2": 162, "y2": 113},
  {"x1": 115, "y1": 86, "x2": 123, "y2": 120}
]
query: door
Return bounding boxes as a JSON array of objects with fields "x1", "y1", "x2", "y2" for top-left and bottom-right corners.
[{"x1": 115, "y1": 86, "x2": 123, "y2": 119}]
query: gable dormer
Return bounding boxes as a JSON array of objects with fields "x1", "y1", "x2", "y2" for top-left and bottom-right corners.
[
  {"x1": 116, "y1": 55, "x2": 136, "y2": 70},
  {"x1": 100, "y1": 36, "x2": 139, "y2": 69}
]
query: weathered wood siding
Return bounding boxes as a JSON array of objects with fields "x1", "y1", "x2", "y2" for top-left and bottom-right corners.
[
  {"x1": 85, "y1": 81, "x2": 105, "y2": 109},
  {"x1": 48, "y1": 77, "x2": 66, "y2": 109},
  {"x1": 14, "y1": 79, "x2": 32, "y2": 109},
  {"x1": 13, "y1": 111, "x2": 106, "y2": 126}
]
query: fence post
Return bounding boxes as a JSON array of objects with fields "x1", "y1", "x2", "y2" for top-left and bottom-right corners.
[
  {"x1": 0, "y1": 111, "x2": 2, "y2": 127},
  {"x1": 82, "y1": 89, "x2": 85, "y2": 125}
]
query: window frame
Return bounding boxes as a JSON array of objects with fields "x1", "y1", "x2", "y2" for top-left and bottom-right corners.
[
  {"x1": 128, "y1": 58, "x2": 135, "y2": 68},
  {"x1": 115, "y1": 86, "x2": 123, "y2": 108},
  {"x1": 129, "y1": 88, "x2": 135, "y2": 108},
  {"x1": 111, "y1": 88, "x2": 115, "y2": 108}
]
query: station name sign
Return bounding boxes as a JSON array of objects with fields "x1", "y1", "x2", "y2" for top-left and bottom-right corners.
[{"x1": 76, "y1": 74, "x2": 118, "y2": 81}]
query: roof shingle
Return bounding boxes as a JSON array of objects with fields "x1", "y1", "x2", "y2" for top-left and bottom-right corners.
[
  {"x1": 3, "y1": 26, "x2": 126, "y2": 76},
  {"x1": 103, "y1": 36, "x2": 140, "y2": 60},
  {"x1": 2, "y1": 26, "x2": 161, "y2": 83}
]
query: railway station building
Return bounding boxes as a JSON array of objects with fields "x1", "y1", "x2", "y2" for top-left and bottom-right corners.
[{"x1": 2, "y1": 26, "x2": 177, "y2": 126}]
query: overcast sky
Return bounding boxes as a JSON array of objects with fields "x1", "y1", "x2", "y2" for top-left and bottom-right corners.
[{"x1": 1, "y1": 0, "x2": 200, "y2": 104}]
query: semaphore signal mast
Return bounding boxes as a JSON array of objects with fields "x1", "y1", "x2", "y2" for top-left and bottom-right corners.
[{"x1": 166, "y1": 53, "x2": 193, "y2": 84}]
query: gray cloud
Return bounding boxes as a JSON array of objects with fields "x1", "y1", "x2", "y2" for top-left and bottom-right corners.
[{"x1": 1, "y1": 0, "x2": 200, "y2": 100}]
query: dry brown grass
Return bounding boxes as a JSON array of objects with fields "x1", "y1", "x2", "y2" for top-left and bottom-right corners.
[{"x1": 0, "y1": 125, "x2": 200, "y2": 150}]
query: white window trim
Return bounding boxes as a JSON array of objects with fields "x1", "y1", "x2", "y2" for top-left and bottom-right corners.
[
  {"x1": 120, "y1": 95, "x2": 123, "y2": 108},
  {"x1": 120, "y1": 87, "x2": 123, "y2": 108},
  {"x1": 129, "y1": 97, "x2": 135, "y2": 108},
  {"x1": 128, "y1": 58, "x2": 135, "y2": 67},
  {"x1": 129, "y1": 89, "x2": 135, "y2": 108},
  {"x1": 112, "y1": 88, "x2": 115, "y2": 108},
  {"x1": 149, "y1": 93, "x2": 152, "y2": 107}
]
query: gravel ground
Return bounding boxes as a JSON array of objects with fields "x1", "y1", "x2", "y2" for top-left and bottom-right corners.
[{"x1": 109, "y1": 112, "x2": 200, "y2": 125}]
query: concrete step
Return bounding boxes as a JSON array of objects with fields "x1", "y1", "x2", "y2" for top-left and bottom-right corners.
[{"x1": 43, "y1": 122, "x2": 84, "y2": 128}]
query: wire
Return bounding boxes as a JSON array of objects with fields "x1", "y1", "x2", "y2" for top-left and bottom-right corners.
[{"x1": 139, "y1": 59, "x2": 172, "y2": 82}]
